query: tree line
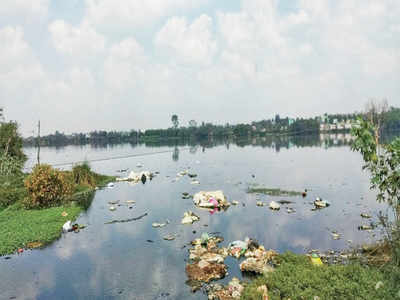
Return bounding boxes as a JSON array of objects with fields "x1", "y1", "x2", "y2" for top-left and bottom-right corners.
[{"x1": 23, "y1": 106, "x2": 400, "y2": 147}]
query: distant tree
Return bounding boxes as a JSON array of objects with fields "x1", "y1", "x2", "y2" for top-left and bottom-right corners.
[
  {"x1": 188, "y1": 120, "x2": 197, "y2": 128},
  {"x1": 171, "y1": 115, "x2": 179, "y2": 129}
]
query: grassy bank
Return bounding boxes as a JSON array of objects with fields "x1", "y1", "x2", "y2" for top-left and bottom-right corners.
[
  {"x1": 0, "y1": 170, "x2": 115, "y2": 256},
  {"x1": 241, "y1": 252, "x2": 399, "y2": 299}
]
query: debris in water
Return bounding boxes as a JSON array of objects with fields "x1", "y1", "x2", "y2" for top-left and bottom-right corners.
[
  {"x1": 232, "y1": 200, "x2": 239, "y2": 205},
  {"x1": 109, "y1": 206, "x2": 116, "y2": 211},
  {"x1": 314, "y1": 197, "x2": 330, "y2": 208},
  {"x1": 105, "y1": 213, "x2": 148, "y2": 224},
  {"x1": 163, "y1": 234, "x2": 176, "y2": 241},
  {"x1": 193, "y1": 191, "x2": 229, "y2": 208},
  {"x1": 360, "y1": 213, "x2": 372, "y2": 219},
  {"x1": 181, "y1": 211, "x2": 200, "y2": 225},
  {"x1": 269, "y1": 201, "x2": 280, "y2": 210},
  {"x1": 256, "y1": 201, "x2": 265, "y2": 207}
]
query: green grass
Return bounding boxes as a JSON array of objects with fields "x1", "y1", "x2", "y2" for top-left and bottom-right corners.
[
  {"x1": 247, "y1": 186, "x2": 303, "y2": 197},
  {"x1": 241, "y1": 252, "x2": 398, "y2": 300},
  {"x1": 0, "y1": 170, "x2": 115, "y2": 255},
  {"x1": 0, "y1": 202, "x2": 82, "y2": 255}
]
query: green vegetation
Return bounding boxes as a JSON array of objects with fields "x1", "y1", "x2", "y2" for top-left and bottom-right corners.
[
  {"x1": 0, "y1": 201, "x2": 83, "y2": 255},
  {"x1": 241, "y1": 252, "x2": 398, "y2": 300},
  {"x1": 0, "y1": 122, "x2": 115, "y2": 255},
  {"x1": 247, "y1": 186, "x2": 303, "y2": 196}
]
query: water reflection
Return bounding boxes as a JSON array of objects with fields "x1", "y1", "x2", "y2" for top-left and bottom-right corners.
[{"x1": 2, "y1": 134, "x2": 395, "y2": 299}]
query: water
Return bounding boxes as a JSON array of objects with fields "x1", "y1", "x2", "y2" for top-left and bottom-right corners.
[{"x1": 0, "y1": 135, "x2": 390, "y2": 299}]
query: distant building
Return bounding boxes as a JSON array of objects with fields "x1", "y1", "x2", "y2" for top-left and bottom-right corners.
[{"x1": 288, "y1": 118, "x2": 295, "y2": 126}]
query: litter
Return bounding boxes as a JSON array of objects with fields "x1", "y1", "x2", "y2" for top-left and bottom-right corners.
[
  {"x1": 188, "y1": 174, "x2": 197, "y2": 178},
  {"x1": 269, "y1": 201, "x2": 280, "y2": 210},
  {"x1": 331, "y1": 232, "x2": 341, "y2": 240},
  {"x1": 109, "y1": 206, "x2": 116, "y2": 211},
  {"x1": 126, "y1": 200, "x2": 136, "y2": 204},
  {"x1": 314, "y1": 198, "x2": 330, "y2": 208},
  {"x1": 193, "y1": 191, "x2": 229, "y2": 208},
  {"x1": 26, "y1": 242, "x2": 43, "y2": 249},
  {"x1": 256, "y1": 201, "x2": 265, "y2": 207},
  {"x1": 358, "y1": 225, "x2": 373, "y2": 230},
  {"x1": 232, "y1": 200, "x2": 239, "y2": 205},
  {"x1": 62, "y1": 221, "x2": 72, "y2": 232},
  {"x1": 136, "y1": 163, "x2": 143, "y2": 168},
  {"x1": 163, "y1": 234, "x2": 176, "y2": 241},
  {"x1": 206, "y1": 277, "x2": 244, "y2": 299},
  {"x1": 229, "y1": 240, "x2": 248, "y2": 258},
  {"x1": 108, "y1": 200, "x2": 119, "y2": 205},
  {"x1": 361, "y1": 213, "x2": 372, "y2": 218},
  {"x1": 107, "y1": 182, "x2": 114, "y2": 188},
  {"x1": 181, "y1": 211, "x2": 200, "y2": 224},
  {"x1": 61, "y1": 211, "x2": 68, "y2": 217},
  {"x1": 116, "y1": 171, "x2": 153, "y2": 183},
  {"x1": 191, "y1": 180, "x2": 200, "y2": 185},
  {"x1": 309, "y1": 253, "x2": 323, "y2": 266}
]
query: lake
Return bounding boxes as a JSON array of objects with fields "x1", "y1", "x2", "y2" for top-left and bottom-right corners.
[{"x1": 0, "y1": 134, "x2": 389, "y2": 299}]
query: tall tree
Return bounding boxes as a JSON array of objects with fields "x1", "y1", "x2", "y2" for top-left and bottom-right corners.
[{"x1": 171, "y1": 114, "x2": 179, "y2": 129}]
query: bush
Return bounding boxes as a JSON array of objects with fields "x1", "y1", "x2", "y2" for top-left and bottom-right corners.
[
  {"x1": 72, "y1": 162, "x2": 96, "y2": 187},
  {"x1": 24, "y1": 164, "x2": 74, "y2": 208}
]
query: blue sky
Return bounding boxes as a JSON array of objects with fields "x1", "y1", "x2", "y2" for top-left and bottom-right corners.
[{"x1": 0, "y1": 0, "x2": 399, "y2": 135}]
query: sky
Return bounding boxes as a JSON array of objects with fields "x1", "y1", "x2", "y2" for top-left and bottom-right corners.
[{"x1": 0, "y1": 0, "x2": 399, "y2": 136}]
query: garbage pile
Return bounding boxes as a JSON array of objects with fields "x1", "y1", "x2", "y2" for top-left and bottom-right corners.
[
  {"x1": 205, "y1": 277, "x2": 245, "y2": 300},
  {"x1": 116, "y1": 171, "x2": 154, "y2": 183},
  {"x1": 193, "y1": 191, "x2": 230, "y2": 209},
  {"x1": 186, "y1": 233, "x2": 228, "y2": 291},
  {"x1": 185, "y1": 234, "x2": 277, "y2": 296}
]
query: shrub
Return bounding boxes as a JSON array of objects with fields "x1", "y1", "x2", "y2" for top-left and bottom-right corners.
[
  {"x1": 72, "y1": 162, "x2": 96, "y2": 187},
  {"x1": 24, "y1": 164, "x2": 74, "y2": 208}
]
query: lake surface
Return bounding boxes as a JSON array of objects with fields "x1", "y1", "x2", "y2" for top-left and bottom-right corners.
[{"x1": 0, "y1": 135, "x2": 390, "y2": 299}]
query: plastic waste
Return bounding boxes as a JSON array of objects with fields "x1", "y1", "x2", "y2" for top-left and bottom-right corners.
[
  {"x1": 208, "y1": 197, "x2": 218, "y2": 208},
  {"x1": 310, "y1": 253, "x2": 323, "y2": 266},
  {"x1": 107, "y1": 182, "x2": 114, "y2": 188},
  {"x1": 314, "y1": 198, "x2": 330, "y2": 208},
  {"x1": 181, "y1": 211, "x2": 200, "y2": 224},
  {"x1": 269, "y1": 201, "x2": 280, "y2": 210},
  {"x1": 109, "y1": 206, "x2": 116, "y2": 211},
  {"x1": 62, "y1": 220, "x2": 72, "y2": 232}
]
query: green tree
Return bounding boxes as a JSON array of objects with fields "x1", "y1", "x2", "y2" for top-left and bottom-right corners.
[
  {"x1": 0, "y1": 122, "x2": 26, "y2": 162},
  {"x1": 351, "y1": 117, "x2": 400, "y2": 265},
  {"x1": 171, "y1": 114, "x2": 179, "y2": 129}
]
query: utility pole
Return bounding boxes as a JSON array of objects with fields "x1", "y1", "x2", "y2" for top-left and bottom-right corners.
[{"x1": 37, "y1": 120, "x2": 40, "y2": 165}]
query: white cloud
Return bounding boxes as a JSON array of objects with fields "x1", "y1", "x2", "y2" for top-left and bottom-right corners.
[
  {"x1": 0, "y1": 0, "x2": 49, "y2": 19},
  {"x1": 0, "y1": 26, "x2": 45, "y2": 98},
  {"x1": 49, "y1": 20, "x2": 106, "y2": 58},
  {"x1": 104, "y1": 37, "x2": 147, "y2": 91},
  {"x1": 84, "y1": 0, "x2": 208, "y2": 33},
  {"x1": 155, "y1": 14, "x2": 217, "y2": 65}
]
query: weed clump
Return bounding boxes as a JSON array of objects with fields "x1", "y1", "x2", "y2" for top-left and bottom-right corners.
[
  {"x1": 24, "y1": 164, "x2": 74, "y2": 208},
  {"x1": 72, "y1": 162, "x2": 96, "y2": 187}
]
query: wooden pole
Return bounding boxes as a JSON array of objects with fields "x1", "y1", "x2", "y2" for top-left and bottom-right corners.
[{"x1": 37, "y1": 120, "x2": 40, "y2": 165}]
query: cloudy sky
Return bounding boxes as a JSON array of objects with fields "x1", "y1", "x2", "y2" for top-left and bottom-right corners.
[{"x1": 0, "y1": 0, "x2": 399, "y2": 136}]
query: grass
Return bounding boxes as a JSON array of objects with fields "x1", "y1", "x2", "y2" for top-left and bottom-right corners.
[
  {"x1": 247, "y1": 186, "x2": 303, "y2": 197},
  {"x1": 0, "y1": 202, "x2": 83, "y2": 255},
  {"x1": 0, "y1": 167, "x2": 115, "y2": 256},
  {"x1": 241, "y1": 252, "x2": 399, "y2": 300}
]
